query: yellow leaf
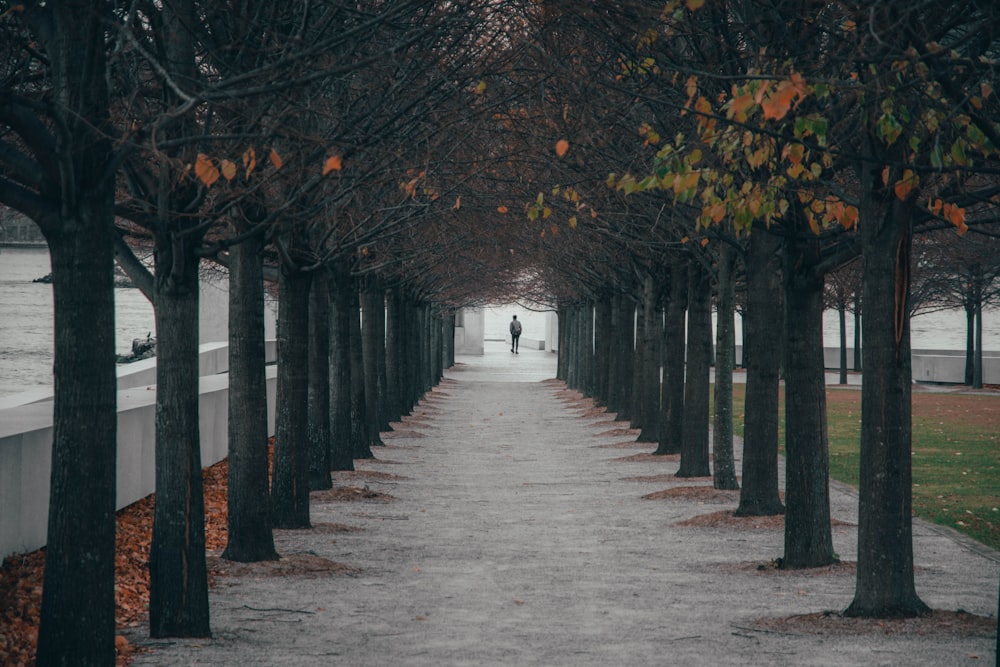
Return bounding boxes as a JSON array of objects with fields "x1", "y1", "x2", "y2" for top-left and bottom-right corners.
[
  {"x1": 555, "y1": 139, "x2": 570, "y2": 157},
  {"x1": 474, "y1": 81, "x2": 487, "y2": 95},
  {"x1": 686, "y1": 0, "x2": 705, "y2": 9},
  {"x1": 269, "y1": 148, "x2": 283, "y2": 170},
  {"x1": 568, "y1": 216, "x2": 578, "y2": 228},
  {"x1": 220, "y1": 159, "x2": 237, "y2": 182},
  {"x1": 323, "y1": 155, "x2": 343, "y2": 175},
  {"x1": 194, "y1": 153, "x2": 220, "y2": 187}
]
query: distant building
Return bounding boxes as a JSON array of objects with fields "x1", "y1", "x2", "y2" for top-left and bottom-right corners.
[{"x1": 0, "y1": 207, "x2": 45, "y2": 245}]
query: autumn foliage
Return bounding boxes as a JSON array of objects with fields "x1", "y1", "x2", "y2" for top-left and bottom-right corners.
[{"x1": 0, "y1": 458, "x2": 231, "y2": 666}]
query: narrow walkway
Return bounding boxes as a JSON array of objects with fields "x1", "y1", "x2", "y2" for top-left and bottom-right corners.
[{"x1": 130, "y1": 342, "x2": 997, "y2": 666}]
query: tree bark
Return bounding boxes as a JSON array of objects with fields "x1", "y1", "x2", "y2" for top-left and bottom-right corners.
[
  {"x1": 329, "y1": 260, "x2": 355, "y2": 471},
  {"x1": 149, "y1": 242, "x2": 211, "y2": 637},
  {"x1": 385, "y1": 286, "x2": 404, "y2": 423},
  {"x1": 853, "y1": 293, "x2": 862, "y2": 371},
  {"x1": 223, "y1": 227, "x2": 278, "y2": 561},
  {"x1": 964, "y1": 302, "x2": 975, "y2": 386},
  {"x1": 844, "y1": 165, "x2": 929, "y2": 618},
  {"x1": 656, "y1": 260, "x2": 687, "y2": 455},
  {"x1": 361, "y1": 280, "x2": 386, "y2": 445},
  {"x1": 272, "y1": 262, "x2": 312, "y2": 529},
  {"x1": 308, "y1": 270, "x2": 333, "y2": 490},
  {"x1": 736, "y1": 228, "x2": 785, "y2": 516},
  {"x1": 350, "y1": 279, "x2": 375, "y2": 459},
  {"x1": 838, "y1": 304, "x2": 849, "y2": 385},
  {"x1": 713, "y1": 243, "x2": 739, "y2": 490},
  {"x1": 31, "y1": 4, "x2": 119, "y2": 663},
  {"x1": 781, "y1": 225, "x2": 835, "y2": 568},
  {"x1": 677, "y1": 260, "x2": 711, "y2": 478},
  {"x1": 637, "y1": 275, "x2": 660, "y2": 442},
  {"x1": 593, "y1": 298, "x2": 611, "y2": 404}
]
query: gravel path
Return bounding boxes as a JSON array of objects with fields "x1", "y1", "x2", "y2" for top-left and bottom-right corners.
[{"x1": 128, "y1": 342, "x2": 998, "y2": 666}]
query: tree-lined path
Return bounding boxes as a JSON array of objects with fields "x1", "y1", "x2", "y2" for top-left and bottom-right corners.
[{"x1": 129, "y1": 342, "x2": 997, "y2": 666}]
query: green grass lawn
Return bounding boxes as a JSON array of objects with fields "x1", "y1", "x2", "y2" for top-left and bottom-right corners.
[{"x1": 728, "y1": 383, "x2": 1000, "y2": 552}]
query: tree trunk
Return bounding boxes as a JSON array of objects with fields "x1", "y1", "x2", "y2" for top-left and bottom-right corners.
[
  {"x1": 605, "y1": 296, "x2": 622, "y2": 413},
  {"x1": 272, "y1": 263, "x2": 312, "y2": 529},
  {"x1": 223, "y1": 228, "x2": 278, "y2": 561},
  {"x1": 556, "y1": 304, "x2": 568, "y2": 381},
  {"x1": 149, "y1": 243, "x2": 211, "y2": 637},
  {"x1": 361, "y1": 281, "x2": 386, "y2": 444},
  {"x1": 844, "y1": 171, "x2": 929, "y2": 618},
  {"x1": 973, "y1": 285, "x2": 983, "y2": 389},
  {"x1": 385, "y1": 286, "x2": 404, "y2": 423},
  {"x1": 329, "y1": 260, "x2": 355, "y2": 471},
  {"x1": 656, "y1": 260, "x2": 687, "y2": 455},
  {"x1": 964, "y1": 302, "x2": 975, "y2": 386},
  {"x1": 616, "y1": 294, "x2": 634, "y2": 421},
  {"x1": 33, "y1": 4, "x2": 119, "y2": 662},
  {"x1": 38, "y1": 197, "x2": 119, "y2": 666},
  {"x1": 631, "y1": 290, "x2": 646, "y2": 431},
  {"x1": 713, "y1": 243, "x2": 739, "y2": 490},
  {"x1": 736, "y1": 228, "x2": 785, "y2": 517},
  {"x1": 781, "y1": 226, "x2": 835, "y2": 569},
  {"x1": 637, "y1": 275, "x2": 660, "y2": 441},
  {"x1": 677, "y1": 260, "x2": 711, "y2": 478},
  {"x1": 308, "y1": 270, "x2": 333, "y2": 490},
  {"x1": 350, "y1": 280, "x2": 375, "y2": 459},
  {"x1": 853, "y1": 294, "x2": 862, "y2": 372},
  {"x1": 594, "y1": 298, "x2": 611, "y2": 404},
  {"x1": 565, "y1": 305, "x2": 579, "y2": 389},
  {"x1": 839, "y1": 304, "x2": 848, "y2": 385}
]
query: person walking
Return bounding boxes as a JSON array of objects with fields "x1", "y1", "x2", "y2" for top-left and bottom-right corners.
[{"x1": 510, "y1": 314, "x2": 522, "y2": 354}]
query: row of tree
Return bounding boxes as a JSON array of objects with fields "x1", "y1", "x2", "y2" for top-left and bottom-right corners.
[
  {"x1": 496, "y1": 0, "x2": 1000, "y2": 622},
  {"x1": 1, "y1": 1, "x2": 558, "y2": 663},
  {"x1": 4, "y1": 0, "x2": 1000, "y2": 663}
]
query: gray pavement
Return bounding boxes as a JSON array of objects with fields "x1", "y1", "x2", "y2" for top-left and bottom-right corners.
[{"x1": 129, "y1": 341, "x2": 998, "y2": 665}]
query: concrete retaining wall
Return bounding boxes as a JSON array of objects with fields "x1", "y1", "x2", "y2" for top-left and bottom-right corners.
[{"x1": 0, "y1": 343, "x2": 277, "y2": 560}]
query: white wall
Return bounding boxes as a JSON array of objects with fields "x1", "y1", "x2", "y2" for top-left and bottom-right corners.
[
  {"x1": 0, "y1": 344, "x2": 277, "y2": 560},
  {"x1": 455, "y1": 307, "x2": 485, "y2": 355}
]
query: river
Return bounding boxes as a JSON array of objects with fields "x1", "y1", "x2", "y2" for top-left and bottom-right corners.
[
  {"x1": 0, "y1": 247, "x2": 155, "y2": 397},
  {"x1": 2, "y1": 247, "x2": 998, "y2": 398}
]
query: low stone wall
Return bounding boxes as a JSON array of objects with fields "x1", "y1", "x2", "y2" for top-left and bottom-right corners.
[{"x1": 0, "y1": 343, "x2": 277, "y2": 560}]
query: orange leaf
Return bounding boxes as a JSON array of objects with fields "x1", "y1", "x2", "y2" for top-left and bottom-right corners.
[
  {"x1": 243, "y1": 147, "x2": 257, "y2": 179},
  {"x1": 943, "y1": 202, "x2": 967, "y2": 233},
  {"x1": 893, "y1": 169, "x2": 919, "y2": 200},
  {"x1": 761, "y1": 85, "x2": 795, "y2": 120},
  {"x1": 453, "y1": 196, "x2": 461, "y2": 211},
  {"x1": 220, "y1": 159, "x2": 237, "y2": 182},
  {"x1": 269, "y1": 148, "x2": 283, "y2": 170},
  {"x1": 194, "y1": 153, "x2": 220, "y2": 187},
  {"x1": 497, "y1": 205, "x2": 508, "y2": 214},
  {"x1": 323, "y1": 155, "x2": 342, "y2": 175},
  {"x1": 686, "y1": 0, "x2": 705, "y2": 8},
  {"x1": 555, "y1": 139, "x2": 569, "y2": 157}
]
